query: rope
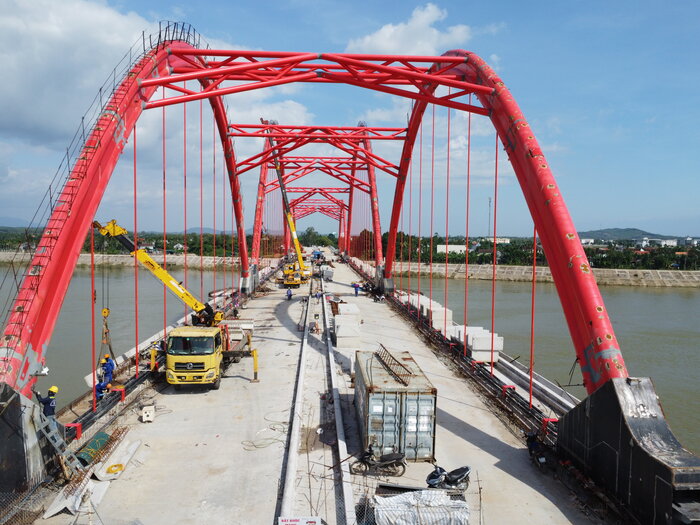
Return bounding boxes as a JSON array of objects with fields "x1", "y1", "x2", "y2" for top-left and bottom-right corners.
[{"x1": 241, "y1": 411, "x2": 290, "y2": 450}]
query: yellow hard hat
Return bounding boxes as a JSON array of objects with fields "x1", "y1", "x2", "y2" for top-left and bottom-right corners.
[
  {"x1": 107, "y1": 383, "x2": 112, "y2": 389},
  {"x1": 100, "y1": 358, "x2": 107, "y2": 364},
  {"x1": 48, "y1": 386, "x2": 58, "y2": 394}
]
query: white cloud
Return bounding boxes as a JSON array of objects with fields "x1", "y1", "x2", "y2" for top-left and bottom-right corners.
[
  {"x1": 345, "y1": 3, "x2": 471, "y2": 55},
  {"x1": 0, "y1": 0, "x2": 152, "y2": 145}
]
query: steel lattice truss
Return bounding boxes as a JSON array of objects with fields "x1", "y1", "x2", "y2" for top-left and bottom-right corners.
[{"x1": 239, "y1": 122, "x2": 403, "y2": 263}]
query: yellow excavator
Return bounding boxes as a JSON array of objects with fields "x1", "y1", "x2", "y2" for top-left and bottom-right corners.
[{"x1": 93, "y1": 220, "x2": 223, "y2": 326}]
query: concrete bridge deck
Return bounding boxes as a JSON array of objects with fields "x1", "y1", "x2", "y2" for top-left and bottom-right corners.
[{"x1": 42, "y1": 254, "x2": 601, "y2": 525}]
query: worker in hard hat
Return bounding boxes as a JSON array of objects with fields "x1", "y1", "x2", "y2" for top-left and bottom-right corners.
[
  {"x1": 95, "y1": 381, "x2": 112, "y2": 401},
  {"x1": 101, "y1": 354, "x2": 115, "y2": 383},
  {"x1": 33, "y1": 385, "x2": 59, "y2": 433}
]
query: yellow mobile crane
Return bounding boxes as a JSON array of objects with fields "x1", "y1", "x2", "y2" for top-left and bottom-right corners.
[
  {"x1": 93, "y1": 220, "x2": 252, "y2": 389},
  {"x1": 268, "y1": 125, "x2": 311, "y2": 288},
  {"x1": 93, "y1": 220, "x2": 222, "y2": 326}
]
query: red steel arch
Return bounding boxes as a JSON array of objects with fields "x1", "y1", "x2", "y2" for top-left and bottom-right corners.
[
  {"x1": 0, "y1": 46, "x2": 627, "y2": 399},
  {"x1": 0, "y1": 39, "x2": 249, "y2": 397}
]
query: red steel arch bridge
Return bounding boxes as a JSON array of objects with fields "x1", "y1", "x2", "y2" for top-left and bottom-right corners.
[{"x1": 0, "y1": 22, "x2": 697, "y2": 523}]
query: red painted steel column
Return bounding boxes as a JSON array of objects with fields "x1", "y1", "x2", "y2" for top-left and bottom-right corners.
[{"x1": 359, "y1": 127, "x2": 384, "y2": 266}]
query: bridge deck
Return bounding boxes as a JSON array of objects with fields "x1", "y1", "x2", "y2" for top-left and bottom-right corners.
[{"x1": 43, "y1": 255, "x2": 598, "y2": 525}]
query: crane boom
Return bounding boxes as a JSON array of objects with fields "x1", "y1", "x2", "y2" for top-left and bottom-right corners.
[
  {"x1": 93, "y1": 220, "x2": 218, "y2": 325},
  {"x1": 265, "y1": 121, "x2": 308, "y2": 276}
]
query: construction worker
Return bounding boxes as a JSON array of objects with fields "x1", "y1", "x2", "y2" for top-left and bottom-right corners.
[
  {"x1": 286, "y1": 288, "x2": 292, "y2": 301},
  {"x1": 102, "y1": 354, "x2": 115, "y2": 383},
  {"x1": 33, "y1": 386, "x2": 59, "y2": 433},
  {"x1": 95, "y1": 381, "x2": 111, "y2": 401}
]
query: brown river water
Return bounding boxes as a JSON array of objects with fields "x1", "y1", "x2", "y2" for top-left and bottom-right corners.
[{"x1": 3, "y1": 265, "x2": 698, "y2": 454}]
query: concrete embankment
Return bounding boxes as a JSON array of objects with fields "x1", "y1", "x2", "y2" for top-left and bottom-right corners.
[
  {"x1": 2, "y1": 252, "x2": 698, "y2": 287},
  {"x1": 393, "y1": 262, "x2": 700, "y2": 288},
  {"x1": 0, "y1": 252, "x2": 276, "y2": 270}
]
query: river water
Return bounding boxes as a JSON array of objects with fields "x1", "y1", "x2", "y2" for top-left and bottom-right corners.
[{"x1": 3, "y1": 265, "x2": 698, "y2": 454}]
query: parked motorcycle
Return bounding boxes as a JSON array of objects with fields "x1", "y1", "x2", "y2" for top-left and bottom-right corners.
[
  {"x1": 525, "y1": 430, "x2": 548, "y2": 471},
  {"x1": 349, "y1": 444, "x2": 406, "y2": 477},
  {"x1": 426, "y1": 463, "x2": 471, "y2": 490}
]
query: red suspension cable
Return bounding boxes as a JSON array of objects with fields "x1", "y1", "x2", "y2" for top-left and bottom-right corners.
[
  {"x1": 490, "y1": 132, "x2": 499, "y2": 376},
  {"x1": 529, "y1": 226, "x2": 538, "y2": 408},
  {"x1": 183, "y1": 85, "x2": 188, "y2": 319},
  {"x1": 429, "y1": 104, "x2": 435, "y2": 313},
  {"x1": 444, "y1": 97, "x2": 451, "y2": 336},
  {"x1": 408, "y1": 143, "x2": 413, "y2": 297},
  {"x1": 162, "y1": 91, "x2": 167, "y2": 337},
  {"x1": 133, "y1": 125, "x2": 139, "y2": 378},
  {"x1": 212, "y1": 118, "x2": 217, "y2": 293},
  {"x1": 222, "y1": 133, "x2": 226, "y2": 293},
  {"x1": 463, "y1": 96, "x2": 472, "y2": 357},
  {"x1": 199, "y1": 100, "x2": 204, "y2": 300},
  {"x1": 416, "y1": 122, "x2": 423, "y2": 318},
  {"x1": 90, "y1": 226, "x2": 96, "y2": 411}
]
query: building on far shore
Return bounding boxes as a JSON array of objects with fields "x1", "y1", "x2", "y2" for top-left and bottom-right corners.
[{"x1": 640, "y1": 237, "x2": 678, "y2": 248}]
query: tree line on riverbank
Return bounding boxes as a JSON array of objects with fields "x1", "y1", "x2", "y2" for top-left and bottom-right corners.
[
  {"x1": 378, "y1": 232, "x2": 699, "y2": 270},
  {"x1": 1, "y1": 226, "x2": 696, "y2": 271}
]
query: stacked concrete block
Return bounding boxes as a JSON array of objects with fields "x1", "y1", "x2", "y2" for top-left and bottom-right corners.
[
  {"x1": 445, "y1": 324, "x2": 463, "y2": 341},
  {"x1": 428, "y1": 306, "x2": 453, "y2": 333},
  {"x1": 395, "y1": 290, "x2": 410, "y2": 304},
  {"x1": 468, "y1": 328, "x2": 503, "y2": 364}
]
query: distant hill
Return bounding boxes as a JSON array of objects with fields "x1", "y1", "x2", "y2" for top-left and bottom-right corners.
[
  {"x1": 0, "y1": 217, "x2": 29, "y2": 228},
  {"x1": 577, "y1": 228, "x2": 679, "y2": 241}
]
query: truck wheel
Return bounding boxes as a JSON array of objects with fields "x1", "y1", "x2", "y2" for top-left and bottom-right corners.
[{"x1": 211, "y1": 374, "x2": 221, "y2": 390}]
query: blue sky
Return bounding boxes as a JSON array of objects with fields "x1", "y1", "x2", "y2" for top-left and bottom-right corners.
[{"x1": 0, "y1": 0, "x2": 698, "y2": 237}]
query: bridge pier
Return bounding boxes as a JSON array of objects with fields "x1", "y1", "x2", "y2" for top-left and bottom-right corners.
[
  {"x1": 240, "y1": 265, "x2": 259, "y2": 296},
  {"x1": 558, "y1": 377, "x2": 700, "y2": 524},
  {"x1": 0, "y1": 384, "x2": 47, "y2": 491}
]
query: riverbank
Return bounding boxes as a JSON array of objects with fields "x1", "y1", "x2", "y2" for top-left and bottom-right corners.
[
  {"x1": 0, "y1": 252, "x2": 278, "y2": 270},
  {"x1": 389, "y1": 261, "x2": 700, "y2": 288},
  {"x1": 1, "y1": 252, "x2": 698, "y2": 287}
]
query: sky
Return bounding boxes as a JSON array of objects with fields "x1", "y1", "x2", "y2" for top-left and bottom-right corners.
[{"x1": 0, "y1": 0, "x2": 698, "y2": 238}]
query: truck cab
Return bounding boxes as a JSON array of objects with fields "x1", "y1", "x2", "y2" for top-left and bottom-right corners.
[
  {"x1": 165, "y1": 321, "x2": 253, "y2": 390},
  {"x1": 165, "y1": 326, "x2": 225, "y2": 389}
]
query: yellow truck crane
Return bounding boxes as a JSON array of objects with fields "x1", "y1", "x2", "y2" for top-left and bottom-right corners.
[{"x1": 93, "y1": 220, "x2": 252, "y2": 389}]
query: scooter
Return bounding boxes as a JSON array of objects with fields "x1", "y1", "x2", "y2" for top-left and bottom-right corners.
[
  {"x1": 525, "y1": 430, "x2": 548, "y2": 471},
  {"x1": 349, "y1": 444, "x2": 407, "y2": 477},
  {"x1": 426, "y1": 463, "x2": 471, "y2": 490}
]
